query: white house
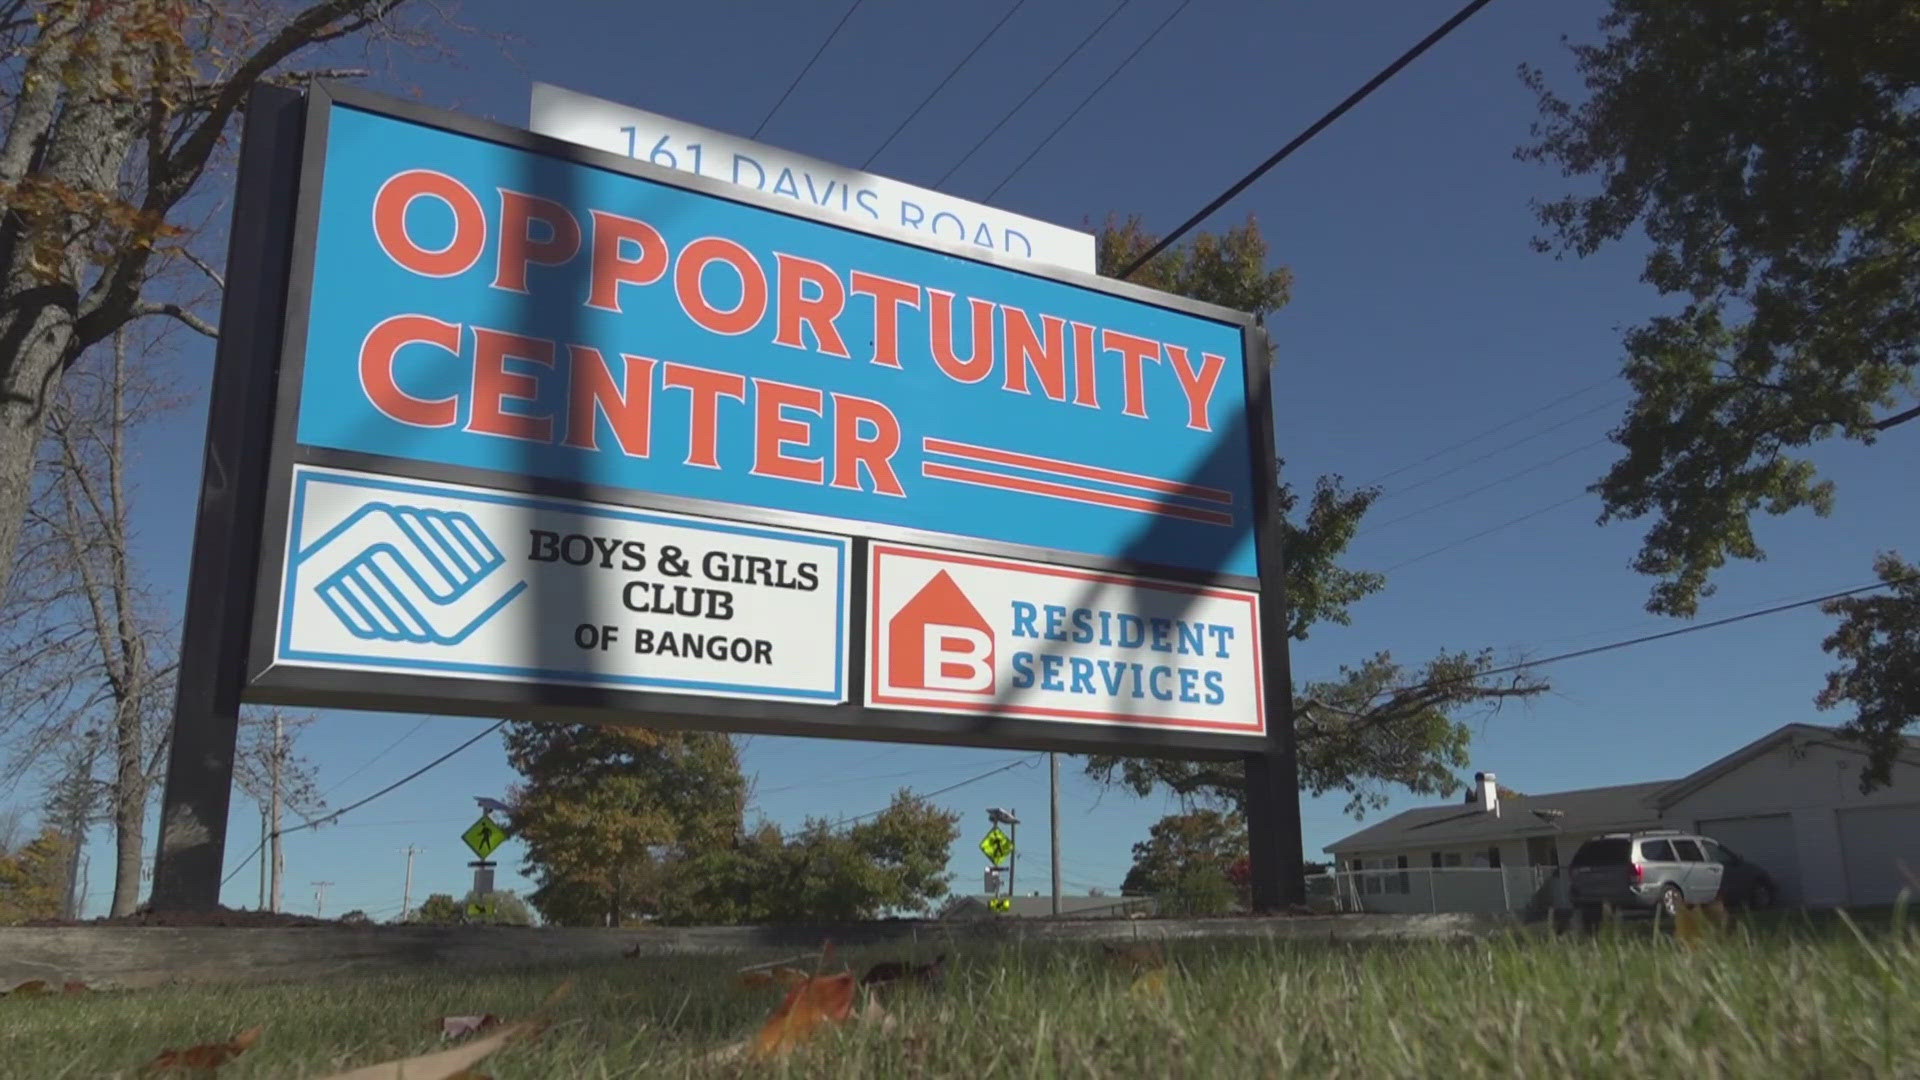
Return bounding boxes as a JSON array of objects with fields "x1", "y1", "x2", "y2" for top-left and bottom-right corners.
[{"x1": 1324, "y1": 723, "x2": 1920, "y2": 913}]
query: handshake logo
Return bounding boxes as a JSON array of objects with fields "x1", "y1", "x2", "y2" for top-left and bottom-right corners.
[{"x1": 294, "y1": 502, "x2": 527, "y2": 646}]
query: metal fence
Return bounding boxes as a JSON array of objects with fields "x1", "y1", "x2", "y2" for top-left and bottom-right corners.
[{"x1": 1307, "y1": 865, "x2": 1566, "y2": 916}]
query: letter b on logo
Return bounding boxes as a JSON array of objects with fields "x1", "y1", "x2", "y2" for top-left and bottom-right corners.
[
  {"x1": 921, "y1": 624, "x2": 992, "y2": 691},
  {"x1": 889, "y1": 570, "x2": 995, "y2": 696}
]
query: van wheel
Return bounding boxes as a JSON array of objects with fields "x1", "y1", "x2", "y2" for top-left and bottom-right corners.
[
  {"x1": 1659, "y1": 885, "x2": 1684, "y2": 920},
  {"x1": 1747, "y1": 882, "x2": 1775, "y2": 910}
]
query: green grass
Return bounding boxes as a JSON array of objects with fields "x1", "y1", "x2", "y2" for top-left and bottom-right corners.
[{"x1": 6, "y1": 912, "x2": 1919, "y2": 1078}]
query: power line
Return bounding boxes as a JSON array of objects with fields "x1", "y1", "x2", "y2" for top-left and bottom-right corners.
[
  {"x1": 1359, "y1": 435, "x2": 1610, "y2": 536},
  {"x1": 1117, "y1": 0, "x2": 1498, "y2": 278},
  {"x1": 861, "y1": 0, "x2": 1032, "y2": 169},
  {"x1": 320, "y1": 716, "x2": 431, "y2": 799},
  {"x1": 833, "y1": 754, "x2": 1044, "y2": 826},
  {"x1": 984, "y1": 0, "x2": 1194, "y2": 200},
  {"x1": 1363, "y1": 377, "x2": 1616, "y2": 489},
  {"x1": 755, "y1": 754, "x2": 1038, "y2": 797},
  {"x1": 932, "y1": 0, "x2": 1133, "y2": 188},
  {"x1": 1383, "y1": 491, "x2": 1588, "y2": 572},
  {"x1": 1375, "y1": 396, "x2": 1625, "y2": 503},
  {"x1": 753, "y1": 0, "x2": 866, "y2": 139},
  {"x1": 221, "y1": 721, "x2": 505, "y2": 889}
]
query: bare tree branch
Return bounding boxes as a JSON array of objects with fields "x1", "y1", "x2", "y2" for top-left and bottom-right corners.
[{"x1": 131, "y1": 300, "x2": 218, "y2": 340}]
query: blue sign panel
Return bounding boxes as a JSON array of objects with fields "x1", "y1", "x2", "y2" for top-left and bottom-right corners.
[{"x1": 294, "y1": 104, "x2": 1257, "y2": 577}]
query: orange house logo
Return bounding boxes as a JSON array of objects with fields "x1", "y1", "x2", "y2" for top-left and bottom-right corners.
[{"x1": 889, "y1": 570, "x2": 994, "y2": 694}]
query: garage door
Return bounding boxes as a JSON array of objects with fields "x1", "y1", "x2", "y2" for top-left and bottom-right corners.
[
  {"x1": 1698, "y1": 814, "x2": 1800, "y2": 905},
  {"x1": 1838, "y1": 804, "x2": 1920, "y2": 907}
]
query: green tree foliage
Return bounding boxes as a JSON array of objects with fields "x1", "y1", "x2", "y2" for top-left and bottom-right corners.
[
  {"x1": 658, "y1": 792, "x2": 959, "y2": 924},
  {"x1": 505, "y1": 723, "x2": 744, "y2": 927},
  {"x1": 1519, "y1": 1, "x2": 1920, "y2": 618},
  {"x1": 1086, "y1": 218, "x2": 1547, "y2": 815},
  {"x1": 408, "y1": 893, "x2": 462, "y2": 925},
  {"x1": 1123, "y1": 810, "x2": 1245, "y2": 916},
  {"x1": 1818, "y1": 553, "x2": 1920, "y2": 790},
  {"x1": 462, "y1": 889, "x2": 536, "y2": 927},
  {"x1": 0, "y1": 828, "x2": 70, "y2": 925}
]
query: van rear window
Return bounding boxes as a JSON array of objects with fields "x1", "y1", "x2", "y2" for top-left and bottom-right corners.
[{"x1": 1571, "y1": 838, "x2": 1632, "y2": 867}]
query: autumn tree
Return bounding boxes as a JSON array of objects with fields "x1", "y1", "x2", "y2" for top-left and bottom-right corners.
[
  {"x1": 1520, "y1": 2, "x2": 1917, "y2": 621},
  {"x1": 1085, "y1": 218, "x2": 1547, "y2": 816},
  {"x1": 1122, "y1": 809, "x2": 1246, "y2": 916},
  {"x1": 0, "y1": 827, "x2": 70, "y2": 924},
  {"x1": 1817, "y1": 553, "x2": 1919, "y2": 790},
  {"x1": 406, "y1": 892, "x2": 461, "y2": 925},
  {"x1": 505, "y1": 723, "x2": 745, "y2": 927},
  {"x1": 0, "y1": 0, "x2": 436, "y2": 609},
  {"x1": 657, "y1": 792, "x2": 959, "y2": 925}
]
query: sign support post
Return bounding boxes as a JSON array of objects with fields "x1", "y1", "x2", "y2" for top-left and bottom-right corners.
[
  {"x1": 1240, "y1": 322, "x2": 1306, "y2": 911},
  {"x1": 149, "y1": 85, "x2": 305, "y2": 911}
]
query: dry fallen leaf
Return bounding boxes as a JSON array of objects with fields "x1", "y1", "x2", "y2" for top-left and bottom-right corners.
[
  {"x1": 439, "y1": 1014, "x2": 500, "y2": 1040},
  {"x1": 738, "y1": 967, "x2": 812, "y2": 990},
  {"x1": 750, "y1": 972, "x2": 859, "y2": 1059},
  {"x1": 143, "y1": 1024, "x2": 264, "y2": 1073},
  {"x1": 1129, "y1": 967, "x2": 1171, "y2": 1001},
  {"x1": 304, "y1": 1021, "x2": 530, "y2": 1080}
]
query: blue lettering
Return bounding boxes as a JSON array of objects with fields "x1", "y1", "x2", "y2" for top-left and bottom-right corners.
[
  {"x1": 1150, "y1": 618, "x2": 1172, "y2": 653},
  {"x1": 803, "y1": 175, "x2": 839, "y2": 208},
  {"x1": 1203, "y1": 670, "x2": 1225, "y2": 705},
  {"x1": 1070, "y1": 608, "x2": 1094, "y2": 644},
  {"x1": 1149, "y1": 666, "x2": 1174, "y2": 701},
  {"x1": 1128, "y1": 662, "x2": 1146, "y2": 697},
  {"x1": 1011, "y1": 652, "x2": 1034, "y2": 689},
  {"x1": 1178, "y1": 622, "x2": 1206, "y2": 656},
  {"x1": 1010, "y1": 601, "x2": 1038, "y2": 639},
  {"x1": 1098, "y1": 660, "x2": 1127, "y2": 695},
  {"x1": 1117, "y1": 615, "x2": 1146, "y2": 649},
  {"x1": 1004, "y1": 229, "x2": 1033, "y2": 258},
  {"x1": 1177, "y1": 667, "x2": 1202, "y2": 703},
  {"x1": 1068, "y1": 657, "x2": 1096, "y2": 694},
  {"x1": 931, "y1": 211, "x2": 966, "y2": 240},
  {"x1": 1043, "y1": 604, "x2": 1067, "y2": 641},
  {"x1": 772, "y1": 168, "x2": 801, "y2": 200},
  {"x1": 1208, "y1": 625, "x2": 1235, "y2": 659},
  {"x1": 1040, "y1": 653, "x2": 1066, "y2": 692},
  {"x1": 856, "y1": 189, "x2": 881, "y2": 220},
  {"x1": 972, "y1": 221, "x2": 995, "y2": 249},
  {"x1": 900, "y1": 200, "x2": 925, "y2": 230},
  {"x1": 732, "y1": 154, "x2": 765, "y2": 189}
]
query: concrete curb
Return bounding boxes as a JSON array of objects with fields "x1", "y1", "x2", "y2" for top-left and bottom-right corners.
[{"x1": 0, "y1": 913, "x2": 1516, "y2": 990}]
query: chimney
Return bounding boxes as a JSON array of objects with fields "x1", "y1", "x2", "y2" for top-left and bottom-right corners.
[{"x1": 1475, "y1": 771, "x2": 1500, "y2": 817}]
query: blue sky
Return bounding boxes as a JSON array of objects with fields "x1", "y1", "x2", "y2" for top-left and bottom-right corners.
[{"x1": 18, "y1": 0, "x2": 1914, "y2": 920}]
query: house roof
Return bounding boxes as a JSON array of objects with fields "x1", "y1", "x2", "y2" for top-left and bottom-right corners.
[
  {"x1": 1327, "y1": 721, "x2": 1920, "y2": 857},
  {"x1": 1325, "y1": 779, "x2": 1675, "y2": 856}
]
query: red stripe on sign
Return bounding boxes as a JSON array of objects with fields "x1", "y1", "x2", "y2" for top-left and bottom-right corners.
[
  {"x1": 920, "y1": 462, "x2": 1236, "y2": 528},
  {"x1": 922, "y1": 437, "x2": 1235, "y2": 506}
]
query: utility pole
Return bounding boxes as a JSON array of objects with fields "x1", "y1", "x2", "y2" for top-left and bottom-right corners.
[
  {"x1": 269, "y1": 712, "x2": 284, "y2": 913},
  {"x1": 1049, "y1": 753, "x2": 1061, "y2": 916},
  {"x1": 257, "y1": 809, "x2": 268, "y2": 910},
  {"x1": 399, "y1": 845, "x2": 421, "y2": 918},
  {"x1": 311, "y1": 880, "x2": 333, "y2": 915}
]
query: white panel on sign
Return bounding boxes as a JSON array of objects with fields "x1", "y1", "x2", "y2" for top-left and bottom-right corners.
[
  {"x1": 271, "y1": 466, "x2": 848, "y2": 703},
  {"x1": 865, "y1": 543, "x2": 1265, "y2": 736},
  {"x1": 529, "y1": 83, "x2": 1096, "y2": 273}
]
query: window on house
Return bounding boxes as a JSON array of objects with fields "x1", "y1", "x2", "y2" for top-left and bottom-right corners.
[
  {"x1": 1397, "y1": 855, "x2": 1410, "y2": 895},
  {"x1": 1527, "y1": 836, "x2": 1560, "y2": 867},
  {"x1": 1442, "y1": 852, "x2": 1464, "y2": 868},
  {"x1": 1672, "y1": 839, "x2": 1705, "y2": 863},
  {"x1": 1431, "y1": 852, "x2": 1444, "y2": 869},
  {"x1": 1486, "y1": 847, "x2": 1502, "y2": 869}
]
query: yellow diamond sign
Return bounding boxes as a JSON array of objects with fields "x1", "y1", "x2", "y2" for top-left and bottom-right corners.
[
  {"x1": 462, "y1": 814, "x2": 508, "y2": 860},
  {"x1": 979, "y1": 826, "x2": 1012, "y2": 865},
  {"x1": 989, "y1": 896, "x2": 1011, "y2": 913},
  {"x1": 466, "y1": 899, "x2": 496, "y2": 919}
]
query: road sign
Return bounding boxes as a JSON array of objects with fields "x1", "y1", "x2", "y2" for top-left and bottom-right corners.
[
  {"x1": 979, "y1": 826, "x2": 1012, "y2": 865},
  {"x1": 989, "y1": 896, "x2": 1011, "y2": 913},
  {"x1": 461, "y1": 813, "x2": 508, "y2": 860},
  {"x1": 466, "y1": 898, "x2": 496, "y2": 919}
]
